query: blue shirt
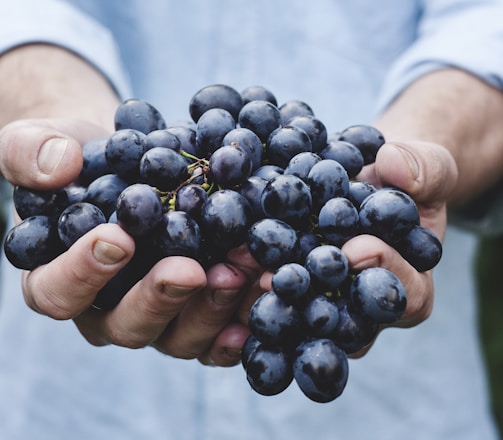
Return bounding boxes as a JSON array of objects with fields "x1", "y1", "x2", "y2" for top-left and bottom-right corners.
[{"x1": 0, "y1": 1, "x2": 502, "y2": 439}]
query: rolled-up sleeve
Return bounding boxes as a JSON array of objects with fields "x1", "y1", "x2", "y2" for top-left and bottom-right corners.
[{"x1": 0, "y1": 0, "x2": 131, "y2": 98}]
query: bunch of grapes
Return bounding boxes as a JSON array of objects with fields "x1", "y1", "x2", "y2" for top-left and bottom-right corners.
[{"x1": 3, "y1": 84, "x2": 442, "y2": 402}]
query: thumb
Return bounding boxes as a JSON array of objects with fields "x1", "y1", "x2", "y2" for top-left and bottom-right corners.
[
  {"x1": 374, "y1": 141, "x2": 458, "y2": 204},
  {"x1": 0, "y1": 118, "x2": 109, "y2": 189}
]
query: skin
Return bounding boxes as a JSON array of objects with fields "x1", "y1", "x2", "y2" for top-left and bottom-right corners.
[{"x1": 1, "y1": 44, "x2": 503, "y2": 365}]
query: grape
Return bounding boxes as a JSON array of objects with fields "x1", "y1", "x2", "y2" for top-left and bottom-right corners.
[
  {"x1": 241, "y1": 334, "x2": 261, "y2": 369},
  {"x1": 238, "y1": 176, "x2": 268, "y2": 221},
  {"x1": 145, "y1": 129, "x2": 181, "y2": 152},
  {"x1": 260, "y1": 174, "x2": 312, "y2": 228},
  {"x1": 13, "y1": 185, "x2": 69, "y2": 220},
  {"x1": 208, "y1": 144, "x2": 252, "y2": 188},
  {"x1": 266, "y1": 125, "x2": 312, "y2": 168},
  {"x1": 57, "y1": 202, "x2": 106, "y2": 248},
  {"x1": 293, "y1": 338, "x2": 349, "y2": 403},
  {"x1": 189, "y1": 83, "x2": 243, "y2": 122},
  {"x1": 221, "y1": 127, "x2": 263, "y2": 171},
  {"x1": 3, "y1": 215, "x2": 63, "y2": 270},
  {"x1": 196, "y1": 108, "x2": 236, "y2": 156},
  {"x1": 79, "y1": 137, "x2": 112, "y2": 185},
  {"x1": 238, "y1": 100, "x2": 282, "y2": 143},
  {"x1": 359, "y1": 187, "x2": 420, "y2": 244},
  {"x1": 252, "y1": 164, "x2": 284, "y2": 180},
  {"x1": 317, "y1": 197, "x2": 359, "y2": 247},
  {"x1": 337, "y1": 124, "x2": 385, "y2": 165},
  {"x1": 166, "y1": 125, "x2": 201, "y2": 157},
  {"x1": 247, "y1": 218, "x2": 300, "y2": 270},
  {"x1": 245, "y1": 343, "x2": 294, "y2": 396},
  {"x1": 241, "y1": 85, "x2": 278, "y2": 106},
  {"x1": 393, "y1": 225, "x2": 443, "y2": 272},
  {"x1": 307, "y1": 159, "x2": 349, "y2": 211},
  {"x1": 175, "y1": 184, "x2": 208, "y2": 221},
  {"x1": 350, "y1": 267, "x2": 407, "y2": 324},
  {"x1": 248, "y1": 290, "x2": 303, "y2": 347},
  {"x1": 114, "y1": 98, "x2": 166, "y2": 134},
  {"x1": 288, "y1": 115, "x2": 328, "y2": 153},
  {"x1": 346, "y1": 180, "x2": 376, "y2": 209},
  {"x1": 85, "y1": 174, "x2": 129, "y2": 219},
  {"x1": 139, "y1": 146, "x2": 189, "y2": 191},
  {"x1": 305, "y1": 245, "x2": 349, "y2": 293},
  {"x1": 303, "y1": 295, "x2": 340, "y2": 338},
  {"x1": 319, "y1": 140, "x2": 364, "y2": 178},
  {"x1": 116, "y1": 183, "x2": 163, "y2": 238},
  {"x1": 284, "y1": 151, "x2": 322, "y2": 182},
  {"x1": 105, "y1": 129, "x2": 147, "y2": 180},
  {"x1": 271, "y1": 263, "x2": 311, "y2": 306},
  {"x1": 279, "y1": 99, "x2": 314, "y2": 125},
  {"x1": 200, "y1": 189, "x2": 253, "y2": 250}
]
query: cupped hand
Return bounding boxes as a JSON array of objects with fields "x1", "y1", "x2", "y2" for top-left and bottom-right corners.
[{"x1": 0, "y1": 118, "x2": 263, "y2": 367}]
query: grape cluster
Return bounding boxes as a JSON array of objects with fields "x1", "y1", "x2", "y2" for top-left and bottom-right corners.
[{"x1": 3, "y1": 84, "x2": 443, "y2": 402}]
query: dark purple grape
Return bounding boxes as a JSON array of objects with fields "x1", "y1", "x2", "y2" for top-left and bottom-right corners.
[
  {"x1": 288, "y1": 115, "x2": 327, "y2": 153},
  {"x1": 63, "y1": 183, "x2": 87, "y2": 206},
  {"x1": 85, "y1": 174, "x2": 129, "y2": 219},
  {"x1": 317, "y1": 197, "x2": 360, "y2": 247},
  {"x1": 260, "y1": 174, "x2": 312, "y2": 228},
  {"x1": 247, "y1": 218, "x2": 300, "y2": 270},
  {"x1": 145, "y1": 129, "x2": 181, "y2": 152},
  {"x1": 331, "y1": 298, "x2": 379, "y2": 354},
  {"x1": 139, "y1": 147, "x2": 189, "y2": 191},
  {"x1": 196, "y1": 108, "x2": 236, "y2": 157},
  {"x1": 238, "y1": 100, "x2": 282, "y2": 143},
  {"x1": 200, "y1": 189, "x2": 253, "y2": 250},
  {"x1": 319, "y1": 140, "x2": 364, "y2": 178},
  {"x1": 3, "y1": 215, "x2": 64, "y2": 270},
  {"x1": 266, "y1": 125, "x2": 313, "y2": 168},
  {"x1": 248, "y1": 290, "x2": 303, "y2": 347},
  {"x1": 303, "y1": 295, "x2": 340, "y2": 338},
  {"x1": 154, "y1": 210, "x2": 201, "y2": 260},
  {"x1": 241, "y1": 334, "x2": 261, "y2": 369},
  {"x1": 359, "y1": 187, "x2": 419, "y2": 244},
  {"x1": 114, "y1": 98, "x2": 166, "y2": 134},
  {"x1": 189, "y1": 83, "x2": 243, "y2": 123},
  {"x1": 166, "y1": 125, "x2": 201, "y2": 157},
  {"x1": 245, "y1": 343, "x2": 293, "y2": 396},
  {"x1": 175, "y1": 184, "x2": 208, "y2": 221},
  {"x1": 209, "y1": 144, "x2": 252, "y2": 188},
  {"x1": 347, "y1": 180, "x2": 377, "y2": 209},
  {"x1": 79, "y1": 137, "x2": 112, "y2": 185},
  {"x1": 271, "y1": 263, "x2": 311, "y2": 306},
  {"x1": 293, "y1": 338, "x2": 348, "y2": 403},
  {"x1": 239, "y1": 176, "x2": 268, "y2": 221},
  {"x1": 222, "y1": 127, "x2": 263, "y2": 171},
  {"x1": 393, "y1": 225, "x2": 443, "y2": 272},
  {"x1": 241, "y1": 85, "x2": 277, "y2": 106},
  {"x1": 297, "y1": 231, "x2": 321, "y2": 263},
  {"x1": 105, "y1": 129, "x2": 147, "y2": 180},
  {"x1": 279, "y1": 99, "x2": 314, "y2": 125},
  {"x1": 116, "y1": 183, "x2": 163, "y2": 238},
  {"x1": 284, "y1": 152, "x2": 322, "y2": 182},
  {"x1": 337, "y1": 124, "x2": 385, "y2": 165},
  {"x1": 252, "y1": 164, "x2": 284, "y2": 181},
  {"x1": 57, "y1": 202, "x2": 106, "y2": 248},
  {"x1": 350, "y1": 267, "x2": 407, "y2": 324},
  {"x1": 307, "y1": 159, "x2": 349, "y2": 211},
  {"x1": 305, "y1": 245, "x2": 349, "y2": 293},
  {"x1": 13, "y1": 185, "x2": 69, "y2": 220}
]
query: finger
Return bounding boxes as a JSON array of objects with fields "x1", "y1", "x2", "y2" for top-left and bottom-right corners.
[
  {"x1": 342, "y1": 234, "x2": 433, "y2": 328},
  {"x1": 0, "y1": 118, "x2": 109, "y2": 189},
  {"x1": 74, "y1": 256, "x2": 207, "y2": 348},
  {"x1": 23, "y1": 223, "x2": 135, "y2": 320},
  {"x1": 226, "y1": 243, "x2": 264, "y2": 281},
  {"x1": 198, "y1": 322, "x2": 250, "y2": 367},
  {"x1": 151, "y1": 262, "x2": 249, "y2": 358}
]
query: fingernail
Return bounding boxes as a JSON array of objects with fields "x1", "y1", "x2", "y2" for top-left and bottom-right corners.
[
  {"x1": 212, "y1": 289, "x2": 239, "y2": 306},
  {"x1": 93, "y1": 240, "x2": 127, "y2": 265},
  {"x1": 224, "y1": 348, "x2": 242, "y2": 359},
  {"x1": 160, "y1": 284, "x2": 196, "y2": 299},
  {"x1": 38, "y1": 138, "x2": 69, "y2": 175},
  {"x1": 392, "y1": 144, "x2": 419, "y2": 180}
]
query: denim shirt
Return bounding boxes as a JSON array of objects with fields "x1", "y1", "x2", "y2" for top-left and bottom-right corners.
[{"x1": 0, "y1": 1, "x2": 502, "y2": 439}]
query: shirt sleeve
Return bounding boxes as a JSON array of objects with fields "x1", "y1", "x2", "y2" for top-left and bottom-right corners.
[
  {"x1": 0, "y1": 0, "x2": 132, "y2": 99},
  {"x1": 374, "y1": 0, "x2": 503, "y2": 236}
]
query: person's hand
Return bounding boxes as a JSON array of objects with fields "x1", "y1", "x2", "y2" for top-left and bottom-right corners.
[
  {"x1": 0, "y1": 118, "x2": 263, "y2": 367},
  {"x1": 254, "y1": 139, "x2": 458, "y2": 357}
]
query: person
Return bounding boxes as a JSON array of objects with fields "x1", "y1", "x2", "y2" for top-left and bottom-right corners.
[{"x1": 0, "y1": 0, "x2": 502, "y2": 438}]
